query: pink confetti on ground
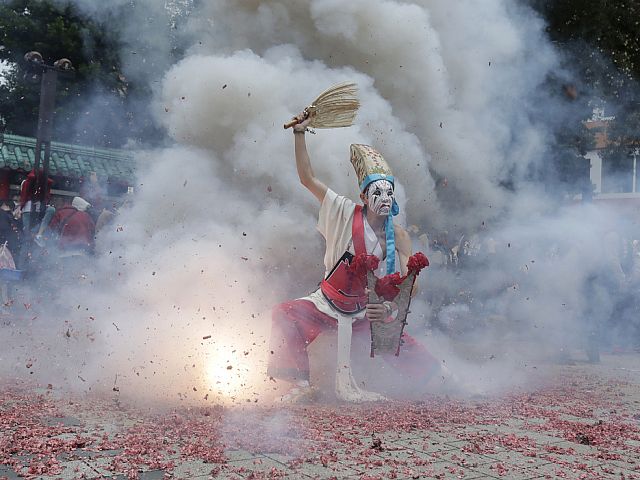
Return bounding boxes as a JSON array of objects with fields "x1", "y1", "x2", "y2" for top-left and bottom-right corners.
[{"x1": 1, "y1": 371, "x2": 640, "y2": 479}]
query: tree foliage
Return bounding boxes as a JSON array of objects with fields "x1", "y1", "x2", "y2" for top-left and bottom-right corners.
[
  {"x1": 529, "y1": 0, "x2": 640, "y2": 196},
  {"x1": 0, "y1": 0, "x2": 160, "y2": 147},
  {"x1": 530, "y1": 0, "x2": 640, "y2": 97}
]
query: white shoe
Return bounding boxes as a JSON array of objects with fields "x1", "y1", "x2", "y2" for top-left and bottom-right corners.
[
  {"x1": 34, "y1": 235, "x2": 44, "y2": 247},
  {"x1": 279, "y1": 381, "x2": 318, "y2": 404},
  {"x1": 335, "y1": 375, "x2": 387, "y2": 403}
]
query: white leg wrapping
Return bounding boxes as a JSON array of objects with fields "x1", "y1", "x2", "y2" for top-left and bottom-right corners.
[{"x1": 334, "y1": 314, "x2": 386, "y2": 403}]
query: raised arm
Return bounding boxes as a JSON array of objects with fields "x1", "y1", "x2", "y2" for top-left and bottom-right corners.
[
  {"x1": 395, "y1": 224, "x2": 420, "y2": 296},
  {"x1": 292, "y1": 113, "x2": 328, "y2": 203}
]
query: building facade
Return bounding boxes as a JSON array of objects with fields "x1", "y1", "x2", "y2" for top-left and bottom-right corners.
[{"x1": 0, "y1": 132, "x2": 135, "y2": 205}]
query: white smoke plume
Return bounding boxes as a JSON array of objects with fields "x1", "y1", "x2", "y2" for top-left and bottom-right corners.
[{"x1": 3, "y1": 0, "x2": 638, "y2": 404}]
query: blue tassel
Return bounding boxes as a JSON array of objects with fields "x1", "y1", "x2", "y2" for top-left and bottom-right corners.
[{"x1": 385, "y1": 215, "x2": 395, "y2": 274}]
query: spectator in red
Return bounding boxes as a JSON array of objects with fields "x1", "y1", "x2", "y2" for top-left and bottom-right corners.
[
  {"x1": 14, "y1": 168, "x2": 56, "y2": 247},
  {"x1": 49, "y1": 196, "x2": 95, "y2": 256}
]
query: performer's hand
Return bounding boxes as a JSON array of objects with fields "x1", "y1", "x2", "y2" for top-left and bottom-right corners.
[
  {"x1": 366, "y1": 303, "x2": 388, "y2": 323},
  {"x1": 13, "y1": 206, "x2": 21, "y2": 219},
  {"x1": 292, "y1": 110, "x2": 312, "y2": 131}
]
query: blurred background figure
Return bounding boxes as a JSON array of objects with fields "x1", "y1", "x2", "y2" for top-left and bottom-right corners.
[
  {"x1": 0, "y1": 199, "x2": 22, "y2": 306},
  {"x1": 79, "y1": 171, "x2": 106, "y2": 219},
  {"x1": 14, "y1": 168, "x2": 55, "y2": 248},
  {"x1": 0, "y1": 199, "x2": 21, "y2": 262},
  {"x1": 49, "y1": 196, "x2": 95, "y2": 281},
  {"x1": 95, "y1": 205, "x2": 116, "y2": 234},
  {"x1": 13, "y1": 169, "x2": 56, "y2": 275}
]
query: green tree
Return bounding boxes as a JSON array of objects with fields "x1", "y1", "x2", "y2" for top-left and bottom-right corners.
[
  {"x1": 0, "y1": 0, "x2": 160, "y2": 147},
  {"x1": 530, "y1": 0, "x2": 640, "y2": 96},
  {"x1": 529, "y1": 0, "x2": 640, "y2": 196}
]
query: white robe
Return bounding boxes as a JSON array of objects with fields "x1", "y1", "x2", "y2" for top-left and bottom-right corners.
[{"x1": 300, "y1": 188, "x2": 394, "y2": 319}]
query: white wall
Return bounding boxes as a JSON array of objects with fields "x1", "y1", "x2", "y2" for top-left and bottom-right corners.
[{"x1": 586, "y1": 150, "x2": 602, "y2": 194}]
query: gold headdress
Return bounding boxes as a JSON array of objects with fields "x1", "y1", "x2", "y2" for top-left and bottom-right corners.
[{"x1": 349, "y1": 144, "x2": 394, "y2": 192}]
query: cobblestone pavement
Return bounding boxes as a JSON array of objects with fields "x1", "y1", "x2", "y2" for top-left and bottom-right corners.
[{"x1": 2, "y1": 353, "x2": 640, "y2": 480}]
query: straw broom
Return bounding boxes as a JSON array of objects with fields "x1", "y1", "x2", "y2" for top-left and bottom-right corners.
[{"x1": 284, "y1": 81, "x2": 360, "y2": 129}]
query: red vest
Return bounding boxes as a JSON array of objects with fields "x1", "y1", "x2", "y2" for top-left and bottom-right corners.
[{"x1": 320, "y1": 205, "x2": 368, "y2": 314}]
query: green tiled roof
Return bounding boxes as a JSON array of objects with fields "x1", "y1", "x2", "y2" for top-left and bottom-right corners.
[{"x1": 0, "y1": 133, "x2": 135, "y2": 183}]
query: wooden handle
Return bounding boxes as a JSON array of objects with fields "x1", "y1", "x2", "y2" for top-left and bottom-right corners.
[
  {"x1": 283, "y1": 118, "x2": 300, "y2": 129},
  {"x1": 284, "y1": 108, "x2": 312, "y2": 129}
]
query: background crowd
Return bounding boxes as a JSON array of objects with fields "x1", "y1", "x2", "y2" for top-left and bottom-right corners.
[
  {"x1": 0, "y1": 168, "x2": 120, "y2": 305},
  {"x1": 417, "y1": 222, "x2": 640, "y2": 363}
]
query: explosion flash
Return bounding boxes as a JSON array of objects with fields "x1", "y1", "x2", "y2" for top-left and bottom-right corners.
[{"x1": 202, "y1": 342, "x2": 265, "y2": 404}]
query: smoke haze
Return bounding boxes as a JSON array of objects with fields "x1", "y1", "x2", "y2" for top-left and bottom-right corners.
[{"x1": 3, "y1": 0, "x2": 639, "y2": 404}]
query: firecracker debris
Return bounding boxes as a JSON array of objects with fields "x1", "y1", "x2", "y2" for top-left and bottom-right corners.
[{"x1": 2, "y1": 354, "x2": 640, "y2": 479}]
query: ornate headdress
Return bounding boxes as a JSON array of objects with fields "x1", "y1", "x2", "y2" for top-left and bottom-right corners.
[
  {"x1": 350, "y1": 144, "x2": 394, "y2": 192},
  {"x1": 349, "y1": 144, "x2": 399, "y2": 274}
]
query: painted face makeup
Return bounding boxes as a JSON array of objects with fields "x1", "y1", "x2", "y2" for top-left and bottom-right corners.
[{"x1": 365, "y1": 179, "x2": 394, "y2": 216}]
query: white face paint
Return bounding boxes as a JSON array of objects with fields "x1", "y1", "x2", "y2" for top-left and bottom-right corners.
[{"x1": 365, "y1": 179, "x2": 394, "y2": 216}]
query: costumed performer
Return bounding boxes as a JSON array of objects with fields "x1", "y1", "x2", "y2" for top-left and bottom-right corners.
[{"x1": 267, "y1": 112, "x2": 449, "y2": 403}]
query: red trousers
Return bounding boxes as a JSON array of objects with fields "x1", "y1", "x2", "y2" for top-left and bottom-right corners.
[{"x1": 267, "y1": 299, "x2": 440, "y2": 384}]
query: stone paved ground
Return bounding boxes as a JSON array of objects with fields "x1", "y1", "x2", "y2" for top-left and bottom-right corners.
[{"x1": 2, "y1": 353, "x2": 640, "y2": 480}]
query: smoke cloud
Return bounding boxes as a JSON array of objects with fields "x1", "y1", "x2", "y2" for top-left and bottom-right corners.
[{"x1": 3, "y1": 0, "x2": 639, "y2": 405}]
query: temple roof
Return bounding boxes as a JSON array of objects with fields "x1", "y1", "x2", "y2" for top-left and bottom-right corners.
[{"x1": 0, "y1": 133, "x2": 135, "y2": 183}]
